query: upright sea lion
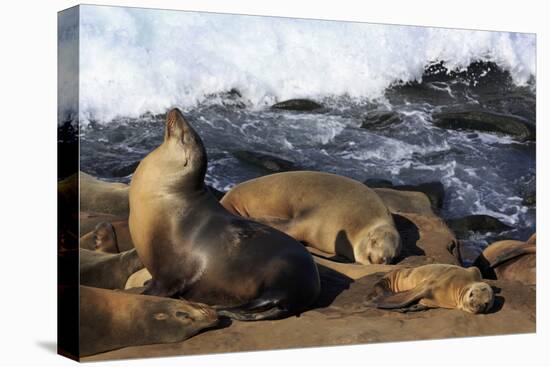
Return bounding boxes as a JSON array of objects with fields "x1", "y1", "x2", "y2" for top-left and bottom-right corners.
[
  {"x1": 80, "y1": 248, "x2": 144, "y2": 289},
  {"x1": 366, "y1": 264, "x2": 494, "y2": 313},
  {"x1": 80, "y1": 220, "x2": 134, "y2": 253},
  {"x1": 473, "y1": 238, "x2": 536, "y2": 285},
  {"x1": 220, "y1": 171, "x2": 401, "y2": 265},
  {"x1": 129, "y1": 108, "x2": 320, "y2": 320},
  {"x1": 79, "y1": 286, "x2": 218, "y2": 357}
]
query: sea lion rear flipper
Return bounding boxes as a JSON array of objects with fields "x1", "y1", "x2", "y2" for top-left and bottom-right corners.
[
  {"x1": 216, "y1": 292, "x2": 290, "y2": 321},
  {"x1": 489, "y1": 245, "x2": 536, "y2": 268},
  {"x1": 370, "y1": 286, "x2": 429, "y2": 310}
]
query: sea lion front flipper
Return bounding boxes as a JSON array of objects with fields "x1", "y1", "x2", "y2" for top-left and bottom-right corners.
[
  {"x1": 394, "y1": 303, "x2": 431, "y2": 313},
  {"x1": 370, "y1": 285, "x2": 430, "y2": 310},
  {"x1": 489, "y1": 245, "x2": 536, "y2": 268}
]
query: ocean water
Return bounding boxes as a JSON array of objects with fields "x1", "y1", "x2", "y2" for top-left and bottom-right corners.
[{"x1": 67, "y1": 6, "x2": 536, "y2": 251}]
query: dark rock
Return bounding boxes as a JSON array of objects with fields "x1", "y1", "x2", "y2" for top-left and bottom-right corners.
[
  {"x1": 432, "y1": 110, "x2": 535, "y2": 141},
  {"x1": 365, "y1": 179, "x2": 445, "y2": 211},
  {"x1": 361, "y1": 110, "x2": 401, "y2": 129},
  {"x1": 232, "y1": 150, "x2": 299, "y2": 173},
  {"x1": 207, "y1": 185, "x2": 226, "y2": 201},
  {"x1": 523, "y1": 194, "x2": 536, "y2": 206},
  {"x1": 363, "y1": 178, "x2": 393, "y2": 188},
  {"x1": 111, "y1": 161, "x2": 140, "y2": 178},
  {"x1": 446, "y1": 214, "x2": 513, "y2": 239},
  {"x1": 271, "y1": 99, "x2": 323, "y2": 111}
]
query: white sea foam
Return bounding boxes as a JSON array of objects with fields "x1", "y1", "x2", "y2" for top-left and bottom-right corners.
[{"x1": 73, "y1": 5, "x2": 536, "y2": 123}]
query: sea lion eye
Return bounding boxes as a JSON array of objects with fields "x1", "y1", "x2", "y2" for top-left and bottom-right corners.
[{"x1": 176, "y1": 311, "x2": 190, "y2": 319}]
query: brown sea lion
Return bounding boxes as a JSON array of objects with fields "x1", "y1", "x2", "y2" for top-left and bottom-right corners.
[
  {"x1": 220, "y1": 171, "x2": 401, "y2": 265},
  {"x1": 80, "y1": 248, "x2": 144, "y2": 289},
  {"x1": 79, "y1": 286, "x2": 218, "y2": 357},
  {"x1": 527, "y1": 233, "x2": 536, "y2": 245},
  {"x1": 80, "y1": 172, "x2": 129, "y2": 217},
  {"x1": 474, "y1": 239, "x2": 536, "y2": 285},
  {"x1": 80, "y1": 220, "x2": 134, "y2": 253},
  {"x1": 128, "y1": 108, "x2": 320, "y2": 320},
  {"x1": 366, "y1": 264, "x2": 494, "y2": 313}
]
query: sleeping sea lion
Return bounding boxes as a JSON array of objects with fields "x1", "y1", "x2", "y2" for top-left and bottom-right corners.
[
  {"x1": 128, "y1": 108, "x2": 320, "y2": 320},
  {"x1": 80, "y1": 220, "x2": 134, "y2": 253},
  {"x1": 366, "y1": 264, "x2": 494, "y2": 313},
  {"x1": 79, "y1": 286, "x2": 218, "y2": 357},
  {"x1": 80, "y1": 248, "x2": 144, "y2": 289},
  {"x1": 474, "y1": 238, "x2": 536, "y2": 285},
  {"x1": 220, "y1": 171, "x2": 401, "y2": 265}
]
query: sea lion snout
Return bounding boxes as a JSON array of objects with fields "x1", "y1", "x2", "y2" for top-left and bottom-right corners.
[{"x1": 358, "y1": 227, "x2": 401, "y2": 264}]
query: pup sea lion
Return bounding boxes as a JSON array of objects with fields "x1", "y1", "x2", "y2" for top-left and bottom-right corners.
[
  {"x1": 80, "y1": 220, "x2": 134, "y2": 253},
  {"x1": 367, "y1": 264, "x2": 494, "y2": 313},
  {"x1": 80, "y1": 248, "x2": 144, "y2": 289},
  {"x1": 220, "y1": 171, "x2": 401, "y2": 264},
  {"x1": 474, "y1": 239, "x2": 536, "y2": 285},
  {"x1": 79, "y1": 286, "x2": 218, "y2": 357},
  {"x1": 129, "y1": 108, "x2": 320, "y2": 320}
]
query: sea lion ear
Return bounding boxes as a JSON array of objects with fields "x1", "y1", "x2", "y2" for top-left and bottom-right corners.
[{"x1": 165, "y1": 108, "x2": 188, "y2": 141}]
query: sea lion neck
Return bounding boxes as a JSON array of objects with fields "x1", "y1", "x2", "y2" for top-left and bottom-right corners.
[{"x1": 159, "y1": 140, "x2": 208, "y2": 195}]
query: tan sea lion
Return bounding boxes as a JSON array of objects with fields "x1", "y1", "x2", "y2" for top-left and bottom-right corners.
[
  {"x1": 80, "y1": 172, "x2": 129, "y2": 217},
  {"x1": 79, "y1": 286, "x2": 218, "y2": 357},
  {"x1": 129, "y1": 108, "x2": 320, "y2": 320},
  {"x1": 80, "y1": 248, "x2": 144, "y2": 289},
  {"x1": 366, "y1": 264, "x2": 494, "y2": 313},
  {"x1": 474, "y1": 238, "x2": 536, "y2": 285},
  {"x1": 220, "y1": 171, "x2": 401, "y2": 265},
  {"x1": 80, "y1": 220, "x2": 134, "y2": 253},
  {"x1": 527, "y1": 233, "x2": 536, "y2": 245},
  {"x1": 125, "y1": 268, "x2": 152, "y2": 290}
]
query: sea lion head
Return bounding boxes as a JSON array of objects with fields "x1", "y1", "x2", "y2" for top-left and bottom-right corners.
[
  {"x1": 460, "y1": 282, "x2": 494, "y2": 314},
  {"x1": 154, "y1": 301, "x2": 219, "y2": 343},
  {"x1": 162, "y1": 108, "x2": 207, "y2": 183},
  {"x1": 93, "y1": 222, "x2": 119, "y2": 253},
  {"x1": 357, "y1": 225, "x2": 401, "y2": 265}
]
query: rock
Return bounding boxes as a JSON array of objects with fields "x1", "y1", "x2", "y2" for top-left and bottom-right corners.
[
  {"x1": 432, "y1": 110, "x2": 535, "y2": 141},
  {"x1": 363, "y1": 178, "x2": 393, "y2": 188},
  {"x1": 110, "y1": 161, "x2": 140, "y2": 178},
  {"x1": 361, "y1": 110, "x2": 401, "y2": 129},
  {"x1": 366, "y1": 180, "x2": 445, "y2": 211},
  {"x1": 232, "y1": 150, "x2": 299, "y2": 173},
  {"x1": 393, "y1": 212, "x2": 459, "y2": 265},
  {"x1": 523, "y1": 193, "x2": 536, "y2": 206},
  {"x1": 207, "y1": 185, "x2": 226, "y2": 201},
  {"x1": 84, "y1": 266, "x2": 535, "y2": 361},
  {"x1": 271, "y1": 99, "x2": 323, "y2": 111},
  {"x1": 446, "y1": 215, "x2": 512, "y2": 239},
  {"x1": 373, "y1": 188, "x2": 434, "y2": 215}
]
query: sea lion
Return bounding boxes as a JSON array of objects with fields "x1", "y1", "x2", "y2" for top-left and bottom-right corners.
[
  {"x1": 80, "y1": 220, "x2": 134, "y2": 253},
  {"x1": 125, "y1": 268, "x2": 152, "y2": 290},
  {"x1": 79, "y1": 286, "x2": 218, "y2": 357},
  {"x1": 527, "y1": 233, "x2": 536, "y2": 245},
  {"x1": 473, "y1": 239, "x2": 536, "y2": 285},
  {"x1": 366, "y1": 264, "x2": 494, "y2": 313},
  {"x1": 220, "y1": 171, "x2": 401, "y2": 265},
  {"x1": 129, "y1": 108, "x2": 320, "y2": 320},
  {"x1": 80, "y1": 248, "x2": 144, "y2": 289},
  {"x1": 80, "y1": 172, "x2": 130, "y2": 217}
]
